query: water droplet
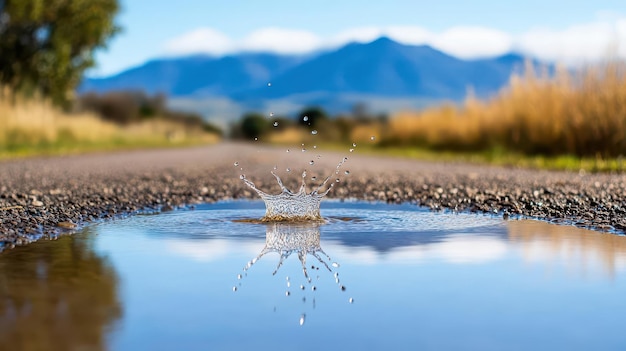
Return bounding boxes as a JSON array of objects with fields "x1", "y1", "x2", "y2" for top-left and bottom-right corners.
[
  {"x1": 311, "y1": 176, "x2": 317, "y2": 181},
  {"x1": 344, "y1": 171, "x2": 350, "y2": 175},
  {"x1": 287, "y1": 281, "x2": 291, "y2": 288},
  {"x1": 352, "y1": 142, "x2": 357, "y2": 147},
  {"x1": 239, "y1": 174, "x2": 245, "y2": 179},
  {"x1": 269, "y1": 112, "x2": 274, "y2": 117},
  {"x1": 340, "y1": 285, "x2": 346, "y2": 291},
  {"x1": 349, "y1": 148, "x2": 354, "y2": 153},
  {"x1": 286, "y1": 276, "x2": 290, "y2": 281},
  {"x1": 313, "y1": 145, "x2": 317, "y2": 149},
  {"x1": 301, "y1": 148, "x2": 306, "y2": 152},
  {"x1": 237, "y1": 274, "x2": 242, "y2": 279},
  {"x1": 286, "y1": 168, "x2": 291, "y2": 172},
  {"x1": 286, "y1": 149, "x2": 290, "y2": 153},
  {"x1": 299, "y1": 314, "x2": 306, "y2": 326},
  {"x1": 232, "y1": 286, "x2": 238, "y2": 292},
  {"x1": 254, "y1": 137, "x2": 258, "y2": 141},
  {"x1": 311, "y1": 130, "x2": 318, "y2": 135},
  {"x1": 349, "y1": 297, "x2": 354, "y2": 304},
  {"x1": 300, "y1": 285, "x2": 305, "y2": 290},
  {"x1": 332, "y1": 262, "x2": 340, "y2": 268},
  {"x1": 370, "y1": 136, "x2": 376, "y2": 141},
  {"x1": 267, "y1": 82, "x2": 272, "y2": 87},
  {"x1": 309, "y1": 160, "x2": 314, "y2": 165},
  {"x1": 312, "y1": 286, "x2": 317, "y2": 291},
  {"x1": 233, "y1": 162, "x2": 239, "y2": 166},
  {"x1": 335, "y1": 178, "x2": 340, "y2": 183},
  {"x1": 286, "y1": 291, "x2": 291, "y2": 296},
  {"x1": 273, "y1": 121, "x2": 279, "y2": 127},
  {"x1": 303, "y1": 116, "x2": 309, "y2": 122},
  {"x1": 334, "y1": 272, "x2": 339, "y2": 278}
]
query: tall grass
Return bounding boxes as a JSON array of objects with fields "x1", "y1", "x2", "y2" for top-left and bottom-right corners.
[
  {"x1": 0, "y1": 87, "x2": 219, "y2": 158},
  {"x1": 386, "y1": 60, "x2": 626, "y2": 158}
]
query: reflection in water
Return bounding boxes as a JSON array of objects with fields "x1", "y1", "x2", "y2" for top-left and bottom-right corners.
[
  {"x1": 508, "y1": 220, "x2": 626, "y2": 278},
  {"x1": 235, "y1": 223, "x2": 350, "y2": 325},
  {"x1": 0, "y1": 229, "x2": 121, "y2": 351}
]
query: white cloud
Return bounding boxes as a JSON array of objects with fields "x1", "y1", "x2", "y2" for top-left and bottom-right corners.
[
  {"x1": 163, "y1": 28, "x2": 233, "y2": 56},
  {"x1": 431, "y1": 26, "x2": 513, "y2": 59},
  {"x1": 518, "y1": 18, "x2": 626, "y2": 65},
  {"x1": 240, "y1": 27, "x2": 323, "y2": 54},
  {"x1": 161, "y1": 15, "x2": 626, "y2": 64}
]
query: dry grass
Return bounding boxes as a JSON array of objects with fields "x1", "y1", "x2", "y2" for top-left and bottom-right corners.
[
  {"x1": 0, "y1": 87, "x2": 219, "y2": 158},
  {"x1": 386, "y1": 60, "x2": 626, "y2": 157}
]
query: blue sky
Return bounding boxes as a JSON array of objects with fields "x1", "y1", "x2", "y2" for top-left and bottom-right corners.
[{"x1": 89, "y1": 0, "x2": 626, "y2": 77}]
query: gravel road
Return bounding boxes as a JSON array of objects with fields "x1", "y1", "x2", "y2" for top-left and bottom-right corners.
[{"x1": 2, "y1": 142, "x2": 625, "y2": 251}]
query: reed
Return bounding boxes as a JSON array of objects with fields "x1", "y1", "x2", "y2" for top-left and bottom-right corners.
[
  {"x1": 385, "y1": 60, "x2": 626, "y2": 158},
  {"x1": 0, "y1": 87, "x2": 219, "y2": 158}
]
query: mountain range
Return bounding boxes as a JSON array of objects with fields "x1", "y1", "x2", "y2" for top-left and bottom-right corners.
[{"x1": 80, "y1": 37, "x2": 534, "y2": 122}]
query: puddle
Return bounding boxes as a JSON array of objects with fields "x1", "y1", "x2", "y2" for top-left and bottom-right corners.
[{"x1": 1, "y1": 200, "x2": 626, "y2": 350}]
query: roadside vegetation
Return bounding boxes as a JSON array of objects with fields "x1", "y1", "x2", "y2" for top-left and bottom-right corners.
[
  {"x1": 0, "y1": 1, "x2": 220, "y2": 159},
  {"x1": 0, "y1": 88, "x2": 220, "y2": 158},
  {"x1": 231, "y1": 60, "x2": 626, "y2": 172}
]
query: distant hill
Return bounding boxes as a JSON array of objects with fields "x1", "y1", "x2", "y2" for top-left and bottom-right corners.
[{"x1": 80, "y1": 37, "x2": 533, "y2": 118}]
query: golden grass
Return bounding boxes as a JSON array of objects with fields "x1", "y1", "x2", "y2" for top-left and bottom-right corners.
[
  {"x1": 386, "y1": 60, "x2": 626, "y2": 158},
  {"x1": 0, "y1": 87, "x2": 219, "y2": 158}
]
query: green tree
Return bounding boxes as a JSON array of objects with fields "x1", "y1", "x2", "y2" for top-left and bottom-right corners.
[
  {"x1": 0, "y1": 0, "x2": 120, "y2": 105},
  {"x1": 240, "y1": 112, "x2": 269, "y2": 140}
]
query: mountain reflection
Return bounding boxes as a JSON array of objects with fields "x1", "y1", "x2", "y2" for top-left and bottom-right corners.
[
  {"x1": 508, "y1": 220, "x2": 626, "y2": 278},
  {"x1": 0, "y1": 229, "x2": 121, "y2": 351}
]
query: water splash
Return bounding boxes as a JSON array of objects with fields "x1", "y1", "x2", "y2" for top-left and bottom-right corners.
[{"x1": 240, "y1": 156, "x2": 350, "y2": 222}]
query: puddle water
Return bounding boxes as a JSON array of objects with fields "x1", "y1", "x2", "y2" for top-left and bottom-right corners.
[{"x1": 2, "y1": 200, "x2": 626, "y2": 350}]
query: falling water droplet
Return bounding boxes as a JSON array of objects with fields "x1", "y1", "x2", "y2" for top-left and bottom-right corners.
[
  {"x1": 335, "y1": 178, "x2": 340, "y2": 183},
  {"x1": 287, "y1": 281, "x2": 291, "y2": 288},
  {"x1": 349, "y1": 298, "x2": 354, "y2": 304},
  {"x1": 267, "y1": 82, "x2": 272, "y2": 87},
  {"x1": 311, "y1": 130, "x2": 318, "y2": 135},
  {"x1": 286, "y1": 149, "x2": 290, "y2": 153},
  {"x1": 254, "y1": 137, "x2": 258, "y2": 141},
  {"x1": 313, "y1": 145, "x2": 317, "y2": 149},
  {"x1": 312, "y1": 286, "x2": 317, "y2": 291},
  {"x1": 299, "y1": 314, "x2": 306, "y2": 326},
  {"x1": 334, "y1": 272, "x2": 339, "y2": 278},
  {"x1": 303, "y1": 116, "x2": 309, "y2": 122},
  {"x1": 233, "y1": 162, "x2": 239, "y2": 166},
  {"x1": 311, "y1": 176, "x2": 317, "y2": 180},
  {"x1": 273, "y1": 165, "x2": 278, "y2": 170},
  {"x1": 269, "y1": 112, "x2": 274, "y2": 117},
  {"x1": 340, "y1": 285, "x2": 346, "y2": 291},
  {"x1": 232, "y1": 286, "x2": 238, "y2": 292},
  {"x1": 370, "y1": 136, "x2": 376, "y2": 141},
  {"x1": 273, "y1": 121, "x2": 279, "y2": 127},
  {"x1": 237, "y1": 274, "x2": 242, "y2": 279},
  {"x1": 239, "y1": 174, "x2": 245, "y2": 180},
  {"x1": 352, "y1": 142, "x2": 357, "y2": 147},
  {"x1": 309, "y1": 160, "x2": 314, "y2": 165},
  {"x1": 344, "y1": 171, "x2": 350, "y2": 175},
  {"x1": 332, "y1": 262, "x2": 340, "y2": 268},
  {"x1": 349, "y1": 148, "x2": 354, "y2": 153},
  {"x1": 286, "y1": 291, "x2": 291, "y2": 297},
  {"x1": 301, "y1": 148, "x2": 306, "y2": 152},
  {"x1": 286, "y1": 168, "x2": 291, "y2": 172},
  {"x1": 300, "y1": 285, "x2": 305, "y2": 290}
]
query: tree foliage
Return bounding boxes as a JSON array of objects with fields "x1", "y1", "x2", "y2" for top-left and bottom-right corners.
[{"x1": 0, "y1": 0, "x2": 120, "y2": 105}]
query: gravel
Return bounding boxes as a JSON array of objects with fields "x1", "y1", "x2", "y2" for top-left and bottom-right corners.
[{"x1": 2, "y1": 142, "x2": 626, "y2": 252}]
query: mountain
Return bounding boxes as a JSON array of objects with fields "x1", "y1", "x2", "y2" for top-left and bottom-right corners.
[
  {"x1": 80, "y1": 37, "x2": 532, "y2": 115},
  {"x1": 81, "y1": 53, "x2": 305, "y2": 96}
]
